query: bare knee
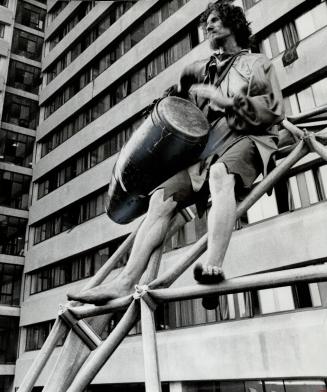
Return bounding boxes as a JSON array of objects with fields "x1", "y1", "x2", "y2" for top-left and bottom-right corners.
[
  {"x1": 147, "y1": 189, "x2": 177, "y2": 220},
  {"x1": 209, "y1": 163, "x2": 235, "y2": 194}
]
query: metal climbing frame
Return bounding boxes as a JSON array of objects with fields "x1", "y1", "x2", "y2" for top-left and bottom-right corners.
[{"x1": 17, "y1": 105, "x2": 327, "y2": 392}]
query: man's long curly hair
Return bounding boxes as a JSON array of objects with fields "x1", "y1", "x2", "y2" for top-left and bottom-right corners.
[{"x1": 200, "y1": 1, "x2": 252, "y2": 49}]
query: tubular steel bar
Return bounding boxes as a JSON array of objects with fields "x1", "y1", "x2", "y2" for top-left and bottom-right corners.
[
  {"x1": 149, "y1": 140, "x2": 308, "y2": 290},
  {"x1": 148, "y1": 263, "x2": 327, "y2": 303},
  {"x1": 59, "y1": 306, "x2": 102, "y2": 350},
  {"x1": 287, "y1": 104, "x2": 327, "y2": 124},
  {"x1": 67, "y1": 301, "x2": 140, "y2": 392},
  {"x1": 17, "y1": 318, "x2": 68, "y2": 392},
  {"x1": 140, "y1": 295, "x2": 162, "y2": 392}
]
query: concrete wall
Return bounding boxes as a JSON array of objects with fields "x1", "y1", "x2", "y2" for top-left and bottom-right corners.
[{"x1": 14, "y1": 308, "x2": 327, "y2": 387}]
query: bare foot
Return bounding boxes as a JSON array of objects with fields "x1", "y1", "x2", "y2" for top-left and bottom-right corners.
[
  {"x1": 67, "y1": 275, "x2": 133, "y2": 305},
  {"x1": 193, "y1": 262, "x2": 225, "y2": 310},
  {"x1": 193, "y1": 262, "x2": 225, "y2": 284}
]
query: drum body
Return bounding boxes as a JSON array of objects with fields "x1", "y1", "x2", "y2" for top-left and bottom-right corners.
[{"x1": 107, "y1": 96, "x2": 209, "y2": 224}]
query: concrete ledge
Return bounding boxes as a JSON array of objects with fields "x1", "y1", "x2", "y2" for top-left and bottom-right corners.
[
  {"x1": 0, "y1": 254, "x2": 24, "y2": 265},
  {"x1": 0, "y1": 206, "x2": 29, "y2": 219},
  {"x1": 0, "y1": 162, "x2": 33, "y2": 176},
  {"x1": 0, "y1": 305, "x2": 20, "y2": 317},
  {"x1": 24, "y1": 0, "x2": 46, "y2": 10},
  {"x1": 1, "y1": 121, "x2": 36, "y2": 137},
  {"x1": 10, "y1": 53, "x2": 41, "y2": 68},
  {"x1": 246, "y1": 0, "x2": 306, "y2": 35},
  {"x1": 14, "y1": 22, "x2": 44, "y2": 38},
  {"x1": 6, "y1": 86, "x2": 39, "y2": 101},
  {"x1": 0, "y1": 364, "x2": 16, "y2": 376}
]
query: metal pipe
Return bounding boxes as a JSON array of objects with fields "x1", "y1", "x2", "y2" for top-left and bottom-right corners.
[
  {"x1": 149, "y1": 263, "x2": 327, "y2": 302},
  {"x1": 66, "y1": 301, "x2": 140, "y2": 392},
  {"x1": 287, "y1": 105, "x2": 327, "y2": 124},
  {"x1": 141, "y1": 296, "x2": 162, "y2": 392}
]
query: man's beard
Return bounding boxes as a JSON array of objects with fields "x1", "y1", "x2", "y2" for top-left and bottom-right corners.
[{"x1": 209, "y1": 36, "x2": 225, "y2": 50}]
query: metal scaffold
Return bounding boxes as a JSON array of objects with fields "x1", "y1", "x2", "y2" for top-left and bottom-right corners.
[{"x1": 17, "y1": 105, "x2": 327, "y2": 392}]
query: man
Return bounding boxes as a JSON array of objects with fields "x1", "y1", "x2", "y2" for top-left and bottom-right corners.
[{"x1": 68, "y1": 1, "x2": 284, "y2": 309}]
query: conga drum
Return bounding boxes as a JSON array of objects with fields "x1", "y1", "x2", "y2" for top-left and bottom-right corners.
[{"x1": 107, "y1": 96, "x2": 209, "y2": 224}]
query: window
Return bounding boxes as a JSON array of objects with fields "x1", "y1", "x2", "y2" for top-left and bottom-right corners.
[
  {"x1": 12, "y1": 29, "x2": 43, "y2": 61},
  {"x1": 2, "y1": 93, "x2": 39, "y2": 129},
  {"x1": 260, "y1": 3, "x2": 327, "y2": 59},
  {"x1": 0, "y1": 128, "x2": 34, "y2": 167},
  {"x1": 0, "y1": 215, "x2": 27, "y2": 256},
  {"x1": 0, "y1": 23, "x2": 4, "y2": 38},
  {"x1": 0, "y1": 264, "x2": 23, "y2": 306},
  {"x1": 7, "y1": 60, "x2": 40, "y2": 94},
  {"x1": 242, "y1": 0, "x2": 261, "y2": 10},
  {"x1": 16, "y1": 2, "x2": 46, "y2": 31},
  {"x1": 29, "y1": 237, "x2": 128, "y2": 294},
  {"x1": 0, "y1": 170, "x2": 31, "y2": 210},
  {"x1": 0, "y1": 316, "x2": 19, "y2": 364},
  {"x1": 34, "y1": 189, "x2": 106, "y2": 244},
  {"x1": 182, "y1": 380, "x2": 327, "y2": 392},
  {"x1": 25, "y1": 320, "x2": 66, "y2": 351},
  {"x1": 285, "y1": 77, "x2": 327, "y2": 115},
  {"x1": 37, "y1": 116, "x2": 143, "y2": 198},
  {"x1": 47, "y1": 1, "x2": 68, "y2": 25},
  {"x1": 87, "y1": 383, "x2": 170, "y2": 392}
]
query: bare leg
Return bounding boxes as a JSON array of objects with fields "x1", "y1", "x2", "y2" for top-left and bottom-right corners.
[
  {"x1": 67, "y1": 189, "x2": 177, "y2": 304},
  {"x1": 194, "y1": 162, "x2": 236, "y2": 283}
]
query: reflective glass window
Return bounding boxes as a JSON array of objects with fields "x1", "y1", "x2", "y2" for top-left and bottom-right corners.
[
  {"x1": 0, "y1": 215, "x2": 27, "y2": 256},
  {"x1": 7, "y1": 60, "x2": 40, "y2": 94},
  {"x1": 0, "y1": 129, "x2": 34, "y2": 167},
  {"x1": 0, "y1": 263, "x2": 23, "y2": 306},
  {"x1": 12, "y1": 29, "x2": 43, "y2": 61},
  {"x1": 2, "y1": 93, "x2": 39, "y2": 129}
]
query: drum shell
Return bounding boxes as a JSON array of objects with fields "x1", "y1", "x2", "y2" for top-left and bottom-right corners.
[
  {"x1": 107, "y1": 172, "x2": 149, "y2": 224},
  {"x1": 107, "y1": 97, "x2": 209, "y2": 224}
]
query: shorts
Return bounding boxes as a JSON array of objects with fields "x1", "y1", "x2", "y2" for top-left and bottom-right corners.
[{"x1": 155, "y1": 137, "x2": 262, "y2": 214}]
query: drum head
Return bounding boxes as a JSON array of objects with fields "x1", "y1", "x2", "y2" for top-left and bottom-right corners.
[{"x1": 156, "y1": 97, "x2": 209, "y2": 138}]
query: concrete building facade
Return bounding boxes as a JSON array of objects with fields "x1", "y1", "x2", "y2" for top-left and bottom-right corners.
[
  {"x1": 0, "y1": 0, "x2": 45, "y2": 390},
  {"x1": 1, "y1": 0, "x2": 327, "y2": 391}
]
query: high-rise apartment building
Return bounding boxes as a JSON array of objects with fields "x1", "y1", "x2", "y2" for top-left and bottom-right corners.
[
  {"x1": 0, "y1": 0, "x2": 45, "y2": 390},
  {"x1": 1, "y1": 0, "x2": 327, "y2": 391}
]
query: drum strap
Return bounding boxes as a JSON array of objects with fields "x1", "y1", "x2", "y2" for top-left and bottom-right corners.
[
  {"x1": 212, "y1": 52, "x2": 241, "y2": 88},
  {"x1": 200, "y1": 52, "x2": 242, "y2": 120}
]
